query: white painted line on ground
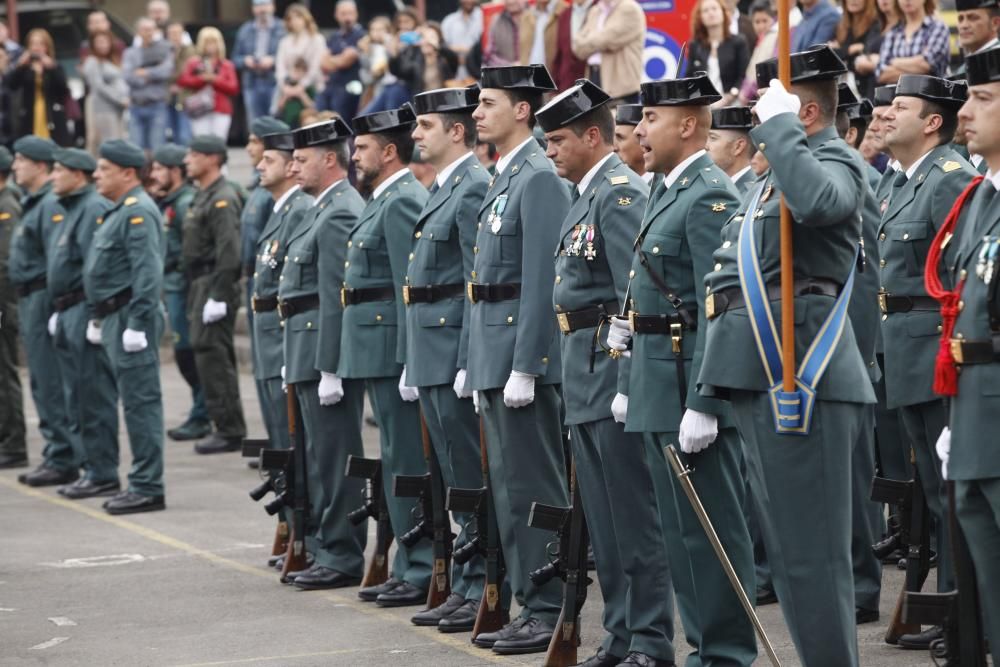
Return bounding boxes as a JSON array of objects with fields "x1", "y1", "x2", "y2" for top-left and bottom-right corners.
[
  {"x1": 48, "y1": 617, "x2": 77, "y2": 627},
  {"x1": 42, "y1": 554, "x2": 145, "y2": 568},
  {"x1": 0, "y1": 607, "x2": 16, "y2": 612},
  {"x1": 30, "y1": 637, "x2": 69, "y2": 650}
]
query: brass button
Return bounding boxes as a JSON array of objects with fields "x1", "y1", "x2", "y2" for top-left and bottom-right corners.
[
  {"x1": 714, "y1": 263, "x2": 722, "y2": 271},
  {"x1": 415, "y1": 231, "x2": 422, "y2": 239},
  {"x1": 376, "y1": 314, "x2": 383, "y2": 322},
  {"x1": 879, "y1": 259, "x2": 886, "y2": 267},
  {"x1": 279, "y1": 275, "x2": 283, "y2": 280},
  {"x1": 306, "y1": 322, "x2": 312, "y2": 329},
  {"x1": 506, "y1": 315, "x2": 513, "y2": 324},
  {"x1": 722, "y1": 241, "x2": 731, "y2": 249},
  {"x1": 428, "y1": 233, "x2": 434, "y2": 239},
  {"x1": 758, "y1": 142, "x2": 766, "y2": 151},
  {"x1": 869, "y1": 360, "x2": 875, "y2": 367},
  {"x1": 878, "y1": 233, "x2": 885, "y2": 241},
  {"x1": 882, "y1": 314, "x2": 888, "y2": 321},
  {"x1": 279, "y1": 320, "x2": 285, "y2": 328},
  {"x1": 555, "y1": 304, "x2": 562, "y2": 312},
  {"x1": 957, "y1": 332, "x2": 964, "y2": 339},
  {"x1": 542, "y1": 356, "x2": 549, "y2": 364},
  {"x1": 478, "y1": 223, "x2": 482, "y2": 230},
  {"x1": 294, "y1": 256, "x2": 299, "y2": 262},
  {"x1": 471, "y1": 270, "x2": 477, "y2": 279},
  {"x1": 629, "y1": 269, "x2": 635, "y2": 278},
  {"x1": 345, "y1": 260, "x2": 350, "y2": 267},
  {"x1": 347, "y1": 240, "x2": 352, "y2": 247},
  {"x1": 652, "y1": 246, "x2": 660, "y2": 254},
  {"x1": 902, "y1": 233, "x2": 910, "y2": 240},
  {"x1": 439, "y1": 317, "x2": 446, "y2": 324},
  {"x1": 408, "y1": 252, "x2": 414, "y2": 260},
  {"x1": 253, "y1": 272, "x2": 258, "y2": 278},
  {"x1": 474, "y1": 246, "x2": 479, "y2": 254},
  {"x1": 555, "y1": 275, "x2": 562, "y2": 284},
  {"x1": 937, "y1": 325, "x2": 943, "y2": 333},
  {"x1": 358, "y1": 241, "x2": 364, "y2": 248},
  {"x1": 960, "y1": 269, "x2": 968, "y2": 279},
  {"x1": 958, "y1": 300, "x2": 965, "y2": 311}
]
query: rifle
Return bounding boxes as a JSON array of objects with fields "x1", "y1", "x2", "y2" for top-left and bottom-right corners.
[
  {"x1": 902, "y1": 482, "x2": 988, "y2": 666},
  {"x1": 280, "y1": 386, "x2": 310, "y2": 582},
  {"x1": 527, "y1": 460, "x2": 590, "y2": 667},
  {"x1": 394, "y1": 411, "x2": 455, "y2": 609},
  {"x1": 242, "y1": 438, "x2": 290, "y2": 558},
  {"x1": 870, "y1": 476, "x2": 911, "y2": 563},
  {"x1": 346, "y1": 455, "x2": 394, "y2": 587}
]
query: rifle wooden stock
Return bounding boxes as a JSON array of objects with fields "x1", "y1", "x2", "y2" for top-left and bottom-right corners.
[
  {"x1": 420, "y1": 411, "x2": 453, "y2": 609},
  {"x1": 272, "y1": 521, "x2": 289, "y2": 556},
  {"x1": 472, "y1": 416, "x2": 509, "y2": 638},
  {"x1": 280, "y1": 385, "x2": 309, "y2": 580}
]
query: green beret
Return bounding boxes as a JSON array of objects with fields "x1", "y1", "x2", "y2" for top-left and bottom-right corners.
[
  {"x1": 251, "y1": 116, "x2": 290, "y2": 137},
  {"x1": 189, "y1": 135, "x2": 227, "y2": 155},
  {"x1": 0, "y1": 146, "x2": 12, "y2": 171},
  {"x1": 153, "y1": 143, "x2": 187, "y2": 168},
  {"x1": 54, "y1": 148, "x2": 97, "y2": 173},
  {"x1": 13, "y1": 136, "x2": 57, "y2": 163},
  {"x1": 100, "y1": 139, "x2": 146, "y2": 169}
]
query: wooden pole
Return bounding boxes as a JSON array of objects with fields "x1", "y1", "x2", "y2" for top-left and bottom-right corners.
[
  {"x1": 6, "y1": 0, "x2": 18, "y2": 42},
  {"x1": 776, "y1": 0, "x2": 795, "y2": 392}
]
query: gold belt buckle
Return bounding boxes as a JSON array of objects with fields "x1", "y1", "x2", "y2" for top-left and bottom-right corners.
[
  {"x1": 340, "y1": 287, "x2": 347, "y2": 309},
  {"x1": 628, "y1": 310, "x2": 638, "y2": 332},
  {"x1": 402, "y1": 285, "x2": 411, "y2": 305},
  {"x1": 705, "y1": 293, "x2": 717, "y2": 320},
  {"x1": 950, "y1": 338, "x2": 964, "y2": 364},
  {"x1": 467, "y1": 281, "x2": 477, "y2": 304},
  {"x1": 878, "y1": 291, "x2": 888, "y2": 314},
  {"x1": 670, "y1": 322, "x2": 683, "y2": 354},
  {"x1": 251, "y1": 296, "x2": 259, "y2": 313},
  {"x1": 557, "y1": 312, "x2": 570, "y2": 333}
]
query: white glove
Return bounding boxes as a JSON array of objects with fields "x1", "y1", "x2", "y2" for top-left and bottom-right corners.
[
  {"x1": 318, "y1": 371, "x2": 344, "y2": 406},
  {"x1": 47, "y1": 312, "x2": 58, "y2": 337},
  {"x1": 473, "y1": 390, "x2": 480, "y2": 414},
  {"x1": 453, "y1": 368, "x2": 473, "y2": 399},
  {"x1": 202, "y1": 298, "x2": 227, "y2": 324},
  {"x1": 607, "y1": 316, "x2": 632, "y2": 352},
  {"x1": 398, "y1": 366, "x2": 419, "y2": 402},
  {"x1": 611, "y1": 393, "x2": 628, "y2": 424},
  {"x1": 754, "y1": 79, "x2": 802, "y2": 124},
  {"x1": 678, "y1": 409, "x2": 719, "y2": 454},
  {"x1": 121, "y1": 328, "x2": 148, "y2": 353},
  {"x1": 281, "y1": 365, "x2": 287, "y2": 393},
  {"x1": 936, "y1": 427, "x2": 951, "y2": 480},
  {"x1": 86, "y1": 319, "x2": 102, "y2": 345},
  {"x1": 503, "y1": 370, "x2": 535, "y2": 408}
]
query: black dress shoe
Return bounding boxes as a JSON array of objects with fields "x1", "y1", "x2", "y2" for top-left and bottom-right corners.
[
  {"x1": 474, "y1": 617, "x2": 528, "y2": 648},
  {"x1": 438, "y1": 598, "x2": 479, "y2": 633},
  {"x1": 617, "y1": 651, "x2": 675, "y2": 667},
  {"x1": 856, "y1": 607, "x2": 879, "y2": 624},
  {"x1": 574, "y1": 647, "x2": 624, "y2": 667},
  {"x1": 267, "y1": 554, "x2": 283, "y2": 568},
  {"x1": 898, "y1": 625, "x2": 944, "y2": 650},
  {"x1": 283, "y1": 564, "x2": 317, "y2": 583},
  {"x1": 104, "y1": 492, "x2": 166, "y2": 515},
  {"x1": 756, "y1": 588, "x2": 778, "y2": 605},
  {"x1": 492, "y1": 617, "x2": 555, "y2": 655},
  {"x1": 193, "y1": 433, "x2": 242, "y2": 455},
  {"x1": 0, "y1": 454, "x2": 28, "y2": 469},
  {"x1": 376, "y1": 581, "x2": 427, "y2": 607},
  {"x1": 167, "y1": 418, "x2": 212, "y2": 441},
  {"x1": 18, "y1": 465, "x2": 79, "y2": 487},
  {"x1": 247, "y1": 458, "x2": 260, "y2": 470},
  {"x1": 293, "y1": 566, "x2": 361, "y2": 590},
  {"x1": 359, "y1": 577, "x2": 402, "y2": 601},
  {"x1": 411, "y1": 593, "x2": 465, "y2": 626},
  {"x1": 102, "y1": 490, "x2": 129, "y2": 509},
  {"x1": 58, "y1": 478, "x2": 120, "y2": 499}
]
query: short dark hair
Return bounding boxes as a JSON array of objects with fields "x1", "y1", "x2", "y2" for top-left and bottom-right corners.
[
  {"x1": 565, "y1": 105, "x2": 616, "y2": 145},
  {"x1": 374, "y1": 128, "x2": 416, "y2": 165},
  {"x1": 835, "y1": 110, "x2": 850, "y2": 139},
  {"x1": 919, "y1": 99, "x2": 958, "y2": 145},
  {"x1": 795, "y1": 79, "x2": 838, "y2": 124},
  {"x1": 439, "y1": 112, "x2": 477, "y2": 148},
  {"x1": 500, "y1": 89, "x2": 543, "y2": 129},
  {"x1": 320, "y1": 140, "x2": 350, "y2": 170},
  {"x1": 750, "y1": 0, "x2": 776, "y2": 17}
]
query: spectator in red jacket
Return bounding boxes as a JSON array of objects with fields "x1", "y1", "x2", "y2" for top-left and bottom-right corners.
[
  {"x1": 551, "y1": 0, "x2": 588, "y2": 89},
  {"x1": 177, "y1": 27, "x2": 240, "y2": 141}
]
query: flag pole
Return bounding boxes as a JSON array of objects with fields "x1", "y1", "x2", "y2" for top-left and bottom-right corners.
[{"x1": 777, "y1": 0, "x2": 795, "y2": 393}]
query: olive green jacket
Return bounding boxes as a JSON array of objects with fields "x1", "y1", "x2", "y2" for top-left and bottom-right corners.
[
  {"x1": 0, "y1": 184, "x2": 23, "y2": 306},
  {"x1": 159, "y1": 184, "x2": 195, "y2": 293},
  {"x1": 182, "y1": 176, "x2": 243, "y2": 305},
  {"x1": 8, "y1": 181, "x2": 55, "y2": 286},
  {"x1": 45, "y1": 185, "x2": 112, "y2": 302}
]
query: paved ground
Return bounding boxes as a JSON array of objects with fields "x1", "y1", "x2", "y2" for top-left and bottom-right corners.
[{"x1": 0, "y1": 361, "x2": 945, "y2": 667}]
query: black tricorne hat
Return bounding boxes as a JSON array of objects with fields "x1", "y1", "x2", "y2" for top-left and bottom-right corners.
[
  {"x1": 352, "y1": 103, "x2": 417, "y2": 136},
  {"x1": 615, "y1": 104, "x2": 643, "y2": 125},
  {"x1": 536, "y1": 79, "x2": 612, "y2": 132},
  {"x1": 262, "y1": 132, "x2": 295, "y2": 152},
  {"x1": 873, "y1": 84, "x2": 897, "y2": 107},
  {"x1": 479, "y1": 64, "x2": 557, "y2": 92},
  {"x1": 965, "y1": 46, "x2": 1000, "y2": 86},
  {"x1": 413, "y1": 85, "x2": 480, "y2": 115},
  {"x1": 756, "y1": 45, "x2": 847, "y2": 89},
  {"x1": 292, "y1": 118, "x2": 353, "y2": 149},
  {"x1": 711, "y1": 106, "x2": 753, "y2": 131},
  {"x1": 640, "y1": 72, "x2": 721, "y2": 107},
  {"x1": 956, "y1": 0, "x2": 998, "y2": 11},
  {"x1": 894, "y1": 74, "x2": 967, "y2": 109}
]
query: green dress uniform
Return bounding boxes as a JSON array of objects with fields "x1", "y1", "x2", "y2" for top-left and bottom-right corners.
[
  {"x1": 9, "y1": 174, "x2": 75, "y2": 473},
  {"x1": 242, "y1": 183, "x2": 275, "y2": 438},
  {"x1": 82, "y1": 184, "x2": 165, "y2": 497},
  {"x1": 45, "y1": 177, "x2": 120, "y2": 485},
  {"x1": 0, "y1": 176, "x2": 27, "y2": 466},
  {"x1": 877, "y1": 77, "x2": 976, "y2": 596},
  {"x1": 403, "y1": 134, "x2": 489, "y2": 602},
  {"x1": 182, "y1": 174, "x2": 247, "y2": 442},
  {"x1": 698, "y1": 48, "x2": 876, "y2": 667},
  {"x1": 625, "y1": 78, "x2": 755, "y2": 666},
  {"x1": 540, "y1": 81, "x2": 678, "y2": 662}
]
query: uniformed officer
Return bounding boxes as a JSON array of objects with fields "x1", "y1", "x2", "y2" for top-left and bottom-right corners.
[
  {"x1": 938, "y1": 43, "x2": 1000, "y2": 657},
  {"x1": 150, "y1": 144, "x2": 211, "y2": 442},
  {"x1": 10, "y1": 137, "x2": 77, "y2": 487},
  {"x1": 0, "y1": 146, "x2": 27, "y2": 470},
  {"x1": 340, "y1": 104, "x2": 433, "y2": 606},
  {"x1": 950, "y1": 0, "x2": 1000, "y2": 80},
  {"x1": 464, "y1": 64, "x2": 570, "y2": 655},
  {"x1": 871, "y1": 85, "x2": 901, "y2": 214},
  {"x1": 879, "y1": 74, "x2": 977, "y2": 649},
  {"x1": 706, "y1": 106, "x2": 757, "y2": 192},
  {"x1": 538, "y1": 80, "x2": 676, "y2": 667},
  {"x1": 698, "y1": 46, "x2": 876, "y2": 667},
  {"x1": 278, "y1": 119, "x2": 368, "y2": 590},
  {"x1": 836, "y1": 84, "x2": 881, "y2": 190},
  {"x1": 44, "y1": 149, "x2": 121, "y2": 500},
  {"x1": 404, "y1": 86, "x2": 489, "y2": 630},
  {"x1": 613, "y1": 104, "x2": 649, "y2": 182},
  {"x1": 607, "y1": 73, "x2": 756, "y2": 667},
  {"x1": 85, "y1": 139, "x2": 166, "y2": 515},
  {"x1": 182, "y1": 135, "x2": 247, "y2": 454}
]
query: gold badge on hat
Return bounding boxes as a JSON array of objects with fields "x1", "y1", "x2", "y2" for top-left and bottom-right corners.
[{"x1": 711, "y1": 202, "x2": 727, "y2": 212}]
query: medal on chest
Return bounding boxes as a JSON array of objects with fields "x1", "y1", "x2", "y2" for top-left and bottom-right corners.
[
  {"x1": 164, "y1": 206, "x2": 175, "y2": 228},
  {"x1": 488, "y1": 195, "x2": 507, "y2": 234},
  {"x1": 260, "y1": 239, "x2": 280, "y2": 270},
  {"x1": 566, "y1": 224, "x2": 598, "y2": 261},
  {"x1": 976, "y1": 236, "x2": 1000, "y2": 284}
]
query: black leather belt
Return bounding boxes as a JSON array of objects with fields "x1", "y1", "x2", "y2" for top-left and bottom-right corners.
[
  {"x1": 186, "y1": 261, "x2": 215, "y2": 280},
  {"x1": 706, "y1": 278, "x2": 842, "y2": 320},
  {"x1": 629, "y1": 310, "x2": 698, "y2": 334},
  {"x1": 252, "y1": 295, "x2": 278, "y2": 313},
  {"x1": 466, "y1": 282, "x2": 521, "y2": 304},
  {"x1": 52, "y1": 288, "x2": 86, "y2": 312},
  {"x1": 278, "y1": 294, "x2": 319, "y2": 319},
  {"x1": 341, "y1": 286, "x2": 395, "y2": 307},
  {"x1": 557, "y1": 302, "x2": 618, "y2": 333},
  {"x1": 93, "y1": 288, "x2": 132, "y2": 317},
  {"x1": 949, "y1": 337, "x2": 1000, "y2": 365},
  {"x1": 878, "y1": 292, "x2": 940, "y2": 314},
  {"x1": 15, "y1": 276, "x2": 46, "y2": 298},
  {"x1": 403, "y1": 283, "x2": 464, "y2": 305}
]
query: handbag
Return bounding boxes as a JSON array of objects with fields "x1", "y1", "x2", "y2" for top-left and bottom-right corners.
[{"x1": 183, "y1": 83, "x2": 215, "y2": 118}]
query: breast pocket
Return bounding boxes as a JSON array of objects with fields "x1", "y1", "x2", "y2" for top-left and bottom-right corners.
[
  {"x1": 490, "y1": 215, "x2": 521, "y2": 267},
  {"x1": 89, "y1": 238, "x2": 121, "y2": 278},
  {"x1": 421, "y1": 224, "x2": 453, "y2": 269},
  {"x1": 353, "y1": 233, "x2": 389, "y2": 278},
  {"x1": 285, "y1": 248, "x2": 315, "y2": 288},
  {"x1": 637, "y1": 232, "x2": 683, "y2": 297},
  {"x1": 890, "y1": 221, "x2": 930, "y2": 277}
]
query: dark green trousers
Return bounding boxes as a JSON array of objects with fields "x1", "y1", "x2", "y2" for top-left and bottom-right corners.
[
  {"x1": 188, "y1": 279, "x2": 245, "y2": 440},
  {"x1": 648, "y1": 429, "x2": 757, "y2": 667},
  {"x1": 259, "y1": 377, "x2": 289, "y2": 451},
  {"x1": 18, "y1": 290, "x2": 74, "y2": 471},
  {"x1": 955, "y1": 477, "x2": 1000, "y2": 655},
  {"x1": 101, "y1": 309, "x2": 164, "y2": 497},
  {"x1": 366, "y1": 377, "x2": 433, "y2": 589},
  {"x1": 898, "y1": 400, "x2": 953, "y2": 592},
  {"x1": 0, "y1": 296, "x2": 26, "y2": 461},
  {"x1": 731, "y1": 392, "x2": 861, "y2": 667},
  {"x1": 874, "y1": 353, "x2": 910, "y2": 482},
  {"x1": 573, "y1": 419, "x2": 674, "y2": 661},
  {"x1": 54, "y1": 302, "x2": 119, "y2": 483},
  {"x1": 296, "y1": 379, "x2": 367, "y2": 576},
  {"x1": 418, "y1": 385, "x2": 485, "y2": 602},
  {"x1": 852, "y1": 405, "x2": 883, "y2": 612},
  {"x1": 479, "y1": 386, "x2": 566, "y2": 624}
]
